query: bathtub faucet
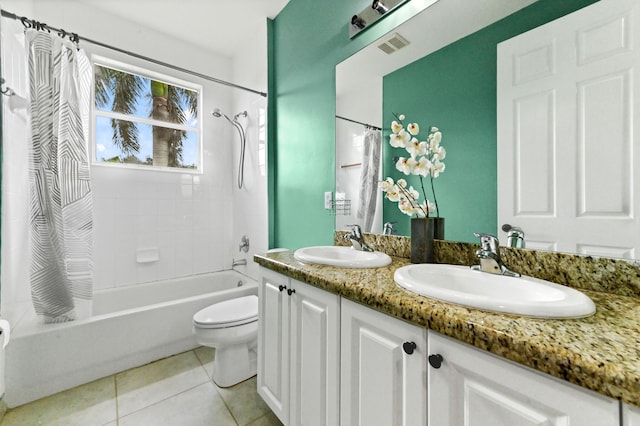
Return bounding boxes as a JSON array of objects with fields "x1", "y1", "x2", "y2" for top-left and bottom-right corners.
[{"x1": 232, "y1": 258, "x2": 247, "y2": 267}]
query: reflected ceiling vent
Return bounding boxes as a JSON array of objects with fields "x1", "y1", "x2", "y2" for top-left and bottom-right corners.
[{"x1": 377, "y1": 32, "x2": 410, "y2": 54}]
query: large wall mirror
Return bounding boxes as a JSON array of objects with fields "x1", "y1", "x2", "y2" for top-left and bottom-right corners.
[{"x1": 335, "y1": 0, "x2": 640, "y2": 260}]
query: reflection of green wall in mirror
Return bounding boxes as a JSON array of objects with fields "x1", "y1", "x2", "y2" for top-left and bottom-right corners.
[
  {"x1": 382, "y1": 0, "x2": 599, "y2": 242},
  {"x1": 270, "y1": 0, "x2": 600, "y2": 250}
]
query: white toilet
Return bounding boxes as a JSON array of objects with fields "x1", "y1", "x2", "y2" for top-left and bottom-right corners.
[{"x1": 192, "y1": 294, "x2": 258, "y2": 387}]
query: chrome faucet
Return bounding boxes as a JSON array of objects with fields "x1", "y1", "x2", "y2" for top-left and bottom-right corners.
[
  {"x1": 502, "y1": 224, "x2": 525, "y2": 248},
  {"x1": 345, "y1": 224, "x2": 374, "y2": 252},
  {"x1": 382, "y1": 221, "x2": 397, "y2": 235},
  {"x1": 470, "y1": 232, "x2": 520, "y2": 277}
]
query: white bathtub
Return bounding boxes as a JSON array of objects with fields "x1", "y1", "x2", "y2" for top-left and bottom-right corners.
[{"x1": 4, "y1": 270, "x2": 257, "y2": 407}]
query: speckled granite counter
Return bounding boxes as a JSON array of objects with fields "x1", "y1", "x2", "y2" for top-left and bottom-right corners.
[{"x1": 254, "y1": 249, "x2": 640, "y2": 408}]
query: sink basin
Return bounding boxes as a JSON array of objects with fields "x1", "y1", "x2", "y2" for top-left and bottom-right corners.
[
  {"x1": 293, "y1": 246, "x2": 392, "y2": 268},
  {"x1": 394, "y1": 264, "x2": 595, "y2": 318}
]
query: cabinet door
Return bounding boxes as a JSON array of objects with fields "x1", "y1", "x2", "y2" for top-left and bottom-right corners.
[
  {"x1": 624, "y1": 403, "x2": 640, "y2": 426},
  {"x1": 428, "y1": 331, "x2": 619, "y2": 426},
  {"x1": 289, "y1": 279, "x2": 341, "y2": 426},
  {"x1": 341, "y1": 298, "x2": 427, "y2": 426},
  {"x1": 257, "y1": 269, "x2": 290, "y2": 425}
]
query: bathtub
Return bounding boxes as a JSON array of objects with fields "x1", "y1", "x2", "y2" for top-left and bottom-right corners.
[{"x1": 4, "y1": 270, "x2": 257, "y2": 408}]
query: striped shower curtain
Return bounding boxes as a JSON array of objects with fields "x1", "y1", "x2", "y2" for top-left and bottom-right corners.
[{"x1": 26, "y1": 29, "x2": 94, "y2": 323}]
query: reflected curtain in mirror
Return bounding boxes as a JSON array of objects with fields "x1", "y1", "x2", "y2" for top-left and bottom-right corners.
[{"x1": 357, "y1": 129, "x2": 382, "y2": 232}]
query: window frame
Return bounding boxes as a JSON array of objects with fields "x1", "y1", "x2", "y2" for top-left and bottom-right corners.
[{"x1": 91, "y1": 55, "x2": 204, "y2": 174}]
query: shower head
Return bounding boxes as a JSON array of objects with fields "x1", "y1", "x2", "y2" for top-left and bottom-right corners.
[
  {"x1": 233, "y1": 111, "x2": 248, "y2": 121},
  {"x1": 212, "y1": 108, "x2": 247, "y2": 123},
  {"x1": 212, "y1": 107, "x2": 249, "y2": 189}
]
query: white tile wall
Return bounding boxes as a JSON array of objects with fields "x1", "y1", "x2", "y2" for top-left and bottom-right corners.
[
  {"x1": 230, "y1": 29, "x2": 270, "y2": 280},
  {"x1": 91, "y1": 151, "x2": 234, "y2": 290}
]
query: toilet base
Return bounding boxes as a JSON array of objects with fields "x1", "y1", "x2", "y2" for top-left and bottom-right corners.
[{"x1": 213, "y1": 343, "x2": 257, "y2": 387}]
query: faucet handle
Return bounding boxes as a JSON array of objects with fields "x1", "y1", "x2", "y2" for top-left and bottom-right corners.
[
  {"x1": 347, "y1": 224, "x2": 362, "y2": 237},
  {"x1": 474, "y1": 232, "x2": 499, "y2": 252}
]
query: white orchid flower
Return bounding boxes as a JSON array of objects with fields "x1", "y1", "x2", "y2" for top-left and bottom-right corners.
[
  {"x1": 412, "y1": 157, "x2": 431, "y2": 177},
  {"x1": 406, "y1": 138, "x2": 427, "y2": 157},
  {"x1": 432, "y1": 145, "x2": 446, "y2": 161},
  {"x1": 390, "y1": 129, "x2": 410, "y2": 148},
  {"x1": 395, "y1": 157, "x2": 414, "y2": 175},
  {"x1": 431, "y1": 160, "x2": 446, "y2": 178},
  {"x1": 381, "y1": 177, "x2": 395, "y2": 192},
  {"x1": 385, "y1": 186, "x2": 401, "y2": 202},
  {"x1": 385, "y1": 114, "x2": 444, "y2": 218},
  {"x1": 406, "y1": 186, "x2": 419, "y2": 201},
  {"x1": 398, "y1": 199, "x2": 416, "y2": 216},
  {"x1": 406, "y1": 157, "x2": 419, "y2": 175},
  {"x1": 418, "y1": 199, "x2": 436, "y2": 214}
]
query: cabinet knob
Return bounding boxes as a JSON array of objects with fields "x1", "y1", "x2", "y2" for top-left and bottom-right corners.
[
  {"x1": 278, "y1": 285, "x2": 287, "y2": 292},
  {"x1": 402, "y1": 341, "x2": 417, "y2": 355},
  {"x1": 429, "y1": 354, "x2": 444, "y2": 369},
  {"x1": 287, "y1": 288, "x2": 296, "y2": 296}
]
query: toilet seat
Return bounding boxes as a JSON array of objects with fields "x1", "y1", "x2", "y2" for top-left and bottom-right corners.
[{"x1": 193, "y1": 295, "x2": 258, "y2": 329}]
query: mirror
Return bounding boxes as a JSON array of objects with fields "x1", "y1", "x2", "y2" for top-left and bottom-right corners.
[{"x1": 336, "y1": 0, "x2": 637, "y2": 259}]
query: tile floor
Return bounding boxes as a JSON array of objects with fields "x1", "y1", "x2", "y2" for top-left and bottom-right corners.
[{"x1": 1, "y1": 347, "x2": 282, "y2": 426}]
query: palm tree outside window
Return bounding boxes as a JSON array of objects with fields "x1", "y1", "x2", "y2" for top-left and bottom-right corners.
[{"x1": 93, "y1": 60, "x2": 201, "y2": 170}]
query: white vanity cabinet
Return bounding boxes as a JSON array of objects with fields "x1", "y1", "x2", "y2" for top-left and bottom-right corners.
[
  {"x1": 624, "y1": 403, "x2": 640, "y2": 425},
  {"x1": 427, "y1": 331, "x2": 620, "y2": 426},
  {"x1": 257, "y1": 268, "x2": 340, "y2": 426},
  {"x1": 340, "y1": 298, "x2": 427, "y2": 426}
]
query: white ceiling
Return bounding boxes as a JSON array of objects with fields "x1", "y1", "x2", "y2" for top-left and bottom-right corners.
[{"x1": 45, "y1": 0, "x2": 291, "y2": 58}]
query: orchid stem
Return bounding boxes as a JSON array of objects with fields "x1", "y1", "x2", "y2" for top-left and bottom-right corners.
[
  {"x1": 430, "y1": 175, "x2": 439, "y2": 218},
  {"x1": 419, "y1": 177, "x2": 429, "y2": 218}
]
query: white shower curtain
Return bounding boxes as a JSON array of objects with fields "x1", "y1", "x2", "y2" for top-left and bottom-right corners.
[
  {"x1": 26, "y1": 29, "x2": 94, "y2": 323},
  {"x1": 357, "y1": 129, "x2": 381, "y2": 233}
]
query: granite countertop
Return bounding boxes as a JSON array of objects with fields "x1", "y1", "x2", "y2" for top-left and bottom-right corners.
[{"x1": 254, "y1": 250, "x2": 640, "y2": 408}]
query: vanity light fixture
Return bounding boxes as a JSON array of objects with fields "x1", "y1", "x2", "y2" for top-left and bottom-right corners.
[
  {"x1": 372, "y1": 0, "x2": 390, "y2": 14},
  {"x1": 349, "y1": 0, "x2": 410, "y2": 38},
  {"x1": 351, "y1": 15, "x2": 366, "y2": 30}
]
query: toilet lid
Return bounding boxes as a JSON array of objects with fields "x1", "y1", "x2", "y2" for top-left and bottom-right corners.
[{"x1": 193, "y1": 295, "x2": 258, "y2": 328}]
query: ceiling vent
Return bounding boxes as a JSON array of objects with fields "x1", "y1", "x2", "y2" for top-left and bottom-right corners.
[{"x1": 377, "y1": 32, "x2": 410, "y2": 54}]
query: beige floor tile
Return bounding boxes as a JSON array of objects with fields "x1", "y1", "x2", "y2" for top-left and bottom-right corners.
[
  {"x1": 193, "y1": 346, "x2": 215, "y2": 379},
  {"x1": 115, "y1": 350, "x2": 210, "y2": 417},
  {"x1": 245, "y1": 411, "x2": 284, "y2": 426},
  {"x1": 216, "y1": 376, "x2": 271, "y2": 426},
  {"x1": 118, "y1": 382, "x2": 236, "y2": 426},
  {"x1": 1, "y1": 376, "x2": 116, "y2": 426}
]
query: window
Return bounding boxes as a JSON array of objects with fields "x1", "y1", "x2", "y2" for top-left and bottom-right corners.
[{"x1": 93, "y1": 58, "x2": 202, "y2": 171}]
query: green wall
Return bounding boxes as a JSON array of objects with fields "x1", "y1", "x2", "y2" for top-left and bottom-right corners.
[{"x1": 271, "y1": 0, "x2": 600, "y2": 250}]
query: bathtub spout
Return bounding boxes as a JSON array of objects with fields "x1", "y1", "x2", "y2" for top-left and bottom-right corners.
[{"x1": 232, "y1": 259, "x2": 247, "y2": 267}]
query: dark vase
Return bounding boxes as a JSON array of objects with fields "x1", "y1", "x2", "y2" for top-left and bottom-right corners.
[{"x1": 410, "y1": 217, "x2": 445, "y2": 263}]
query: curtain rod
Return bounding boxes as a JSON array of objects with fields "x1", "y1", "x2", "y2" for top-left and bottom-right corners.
[
  {"x1": 336, "y1": 115, "x2": 382, "y2": 131},
  {"x1": 0, "y1": 9, "x2": 267, "y2": 98}
]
